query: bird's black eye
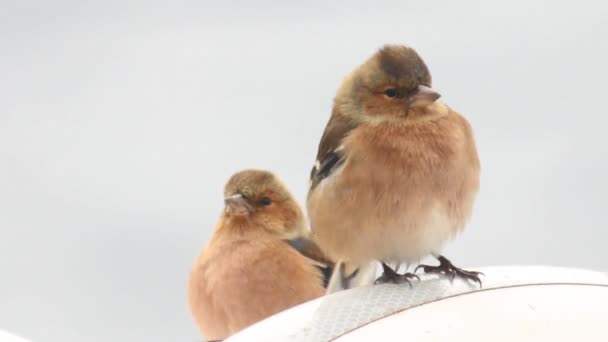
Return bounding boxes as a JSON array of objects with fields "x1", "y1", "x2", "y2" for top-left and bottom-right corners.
[
  {"x1": 259, "y1": 197, "x2": 272, "y2": 206},
  {"x1": 384, "y1": 88, "x2": 398, "y2": 98}
]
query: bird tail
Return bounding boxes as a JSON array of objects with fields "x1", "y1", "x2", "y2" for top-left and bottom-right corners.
[{"x1": 326, "y1": 261, "x2": 377, "y2": 294}]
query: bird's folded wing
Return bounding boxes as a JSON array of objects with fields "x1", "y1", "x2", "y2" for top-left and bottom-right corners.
[
  {"x1": 308, "y1": 109, "x2": 358, "y2": 193},
  {"x1": 285, "y1": 237, "x2": 335, "y2": 288}
]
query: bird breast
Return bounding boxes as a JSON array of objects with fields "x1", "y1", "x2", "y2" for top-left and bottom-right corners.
[{"x1": 308, "y1": 107, "x2": 479, "y2": 265}]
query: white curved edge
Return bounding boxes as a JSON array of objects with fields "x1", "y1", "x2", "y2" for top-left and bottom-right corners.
[
  {"x1": 335, "y1": 283, "x2": 608, "y2": 342},
  {"x1": 226, "y1": 265, "x2": 608, "y2": 342},
  {"x1": 0, "y1": 330, "x2": 33, "y2": 342}
]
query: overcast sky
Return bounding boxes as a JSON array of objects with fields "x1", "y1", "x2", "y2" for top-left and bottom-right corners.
[{"x1": 1, "y1": 1, "x2": 607, "y2": 341}]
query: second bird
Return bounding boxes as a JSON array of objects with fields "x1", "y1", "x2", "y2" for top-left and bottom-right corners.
[
  {"x1": 307, "y1": 45, "x2": 481, "y2": 291},
  {"x1": 189, "y1": 170, "x2": 332, "y2": 341}
]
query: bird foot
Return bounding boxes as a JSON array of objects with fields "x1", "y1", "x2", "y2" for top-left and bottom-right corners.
[
  {"x1": 374, "y1": 263, "x2": 420, "y2": 288},
  {"x1": 415, "y1": 255, "x2": 484, "y2": 288}
]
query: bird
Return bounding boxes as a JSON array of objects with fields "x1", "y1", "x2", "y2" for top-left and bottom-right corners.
[
  {"x1": 188, "y1": 169, "x2": 333, "y2": 341},
  {"x1": 307, "y1": 44, "x2": 482, "y2": 291}
]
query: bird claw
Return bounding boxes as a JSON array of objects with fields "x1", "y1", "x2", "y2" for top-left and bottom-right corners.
[
  {"x1": 374, "y1": 263, "x2": 420, "y2": 288},
  {"x1": 415, "y1": 256, "x2": 484, "y2": 288}
]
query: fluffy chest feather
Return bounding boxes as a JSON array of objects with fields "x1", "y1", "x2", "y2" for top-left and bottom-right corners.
[
  {"x1": 341, "y1": 115, "x2": 466, "y2": 196},
  {"x1": 307, "y1": 112, "x2": 478, "y2": 264}
]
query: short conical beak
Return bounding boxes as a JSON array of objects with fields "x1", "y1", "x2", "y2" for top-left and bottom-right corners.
[
  {"x1": 407, "y1": 85, "x2": 441, "y2": 108},
  {"x1": 224, "y1": 193, "x2": 254, "y2": 216}
]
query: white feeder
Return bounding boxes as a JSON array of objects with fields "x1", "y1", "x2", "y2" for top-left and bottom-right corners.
[
  {"x1": 0, "y1": 330, "x2": 32, "y2": 342},
  {"x1": 226, "y1": 265, "x2": 608, "y2": 342}
]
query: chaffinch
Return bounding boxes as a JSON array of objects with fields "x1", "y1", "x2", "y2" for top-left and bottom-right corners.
[
  {"x1": 188, "y1": 169, "x2": 332, "y2": 341},
  {"x1": 307, "y1": 45, "x2": 482, "y2": 291}
]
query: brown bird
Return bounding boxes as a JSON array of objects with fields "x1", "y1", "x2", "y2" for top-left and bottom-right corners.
[
  {"x1": 188, "y1": 169, "x2": 332, "y2": 341},
  {"x1": 307, "y1": 45, "x2": 481, "y2": 291}
]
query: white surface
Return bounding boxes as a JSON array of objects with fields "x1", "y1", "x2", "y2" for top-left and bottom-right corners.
[
  {"x1": 337, "y1": 285, "x2": 608, "y2": 342},
  {"x1": 227, "y1": 266, "x2": 608, "y2": 342},
  {"x1": 0, "y1": 331, "x2": 32, "y2": 342}
]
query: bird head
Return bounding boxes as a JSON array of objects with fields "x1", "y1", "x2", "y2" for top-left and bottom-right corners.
[
  {"x1": 222, "y1": 169, "x2": 306, "y2": 238},
  {"x1": 334, "y1": 45, "x2": 441, "y2": 123}
]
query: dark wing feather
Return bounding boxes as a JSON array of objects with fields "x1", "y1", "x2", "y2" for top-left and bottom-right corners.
[
  {"x1": 308, "y1": 109, "x2": 358, "y2": 193},
  {"x1": 285, "y1": 237, "x2": 334, "y2": 288}
]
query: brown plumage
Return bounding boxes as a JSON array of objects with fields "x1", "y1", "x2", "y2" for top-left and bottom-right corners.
[
  {"x1": 307, "y1": 45, "x2": 481, "y2": 290},
  {"x1": 188, "y1": 170, "x2": 331, "y2": 341}
]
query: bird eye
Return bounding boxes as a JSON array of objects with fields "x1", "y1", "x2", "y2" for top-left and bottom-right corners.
[
  {"x1": 383, "y1": 88, "x2": 398, "y2": 98},
  {"x1": 258, "y1": 197, "x2": 272, "y2": 206}
]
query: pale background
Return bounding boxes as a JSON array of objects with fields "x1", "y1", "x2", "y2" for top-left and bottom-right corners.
[{"x1": 1, "y1": 1, "x2": 607, "y2": 341}]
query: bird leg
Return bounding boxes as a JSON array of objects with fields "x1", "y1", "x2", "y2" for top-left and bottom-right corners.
[
  {"x1": 374, "y1": 262, "x2": 419, "y2": 288},
  {"x1": 333, "y1": 262, "x2": 360, "y2": 290},
  {"x1": 415, "y1": 255, "x2": 483, "y2": 287}
]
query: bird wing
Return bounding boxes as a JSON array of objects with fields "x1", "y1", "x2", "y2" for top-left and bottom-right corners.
[
  {"x1": 285, "y1": 237, "x2": 334, "y2": 288},
  {"x1": 308, "y1": 109, "x2": 358, "y2": 193}
]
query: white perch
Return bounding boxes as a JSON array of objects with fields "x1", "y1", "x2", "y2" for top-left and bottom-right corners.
[{"x1": 227, "y1": 265, "x2": 608, "y2": 342}]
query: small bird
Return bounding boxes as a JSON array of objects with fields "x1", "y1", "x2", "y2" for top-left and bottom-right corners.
[
  {"x1": 307, "y1": 45, "x2": 481, "y2": 291},
  {"x1": 188, "y1": 169, "x2": 332, "y2": 341}
]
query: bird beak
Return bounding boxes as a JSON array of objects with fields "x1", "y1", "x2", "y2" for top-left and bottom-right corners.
[
  {"x1": 224, "y1": 193, "x2": 254, "y2": 216},
  {"x1": 407, "y1": 85, "x2": 441, "y2": 108}
]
